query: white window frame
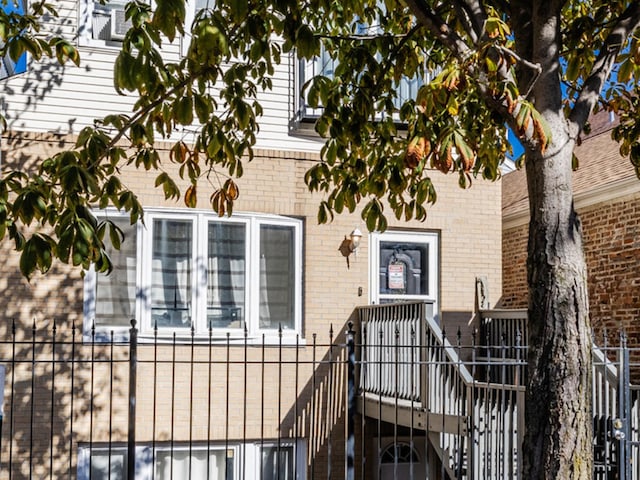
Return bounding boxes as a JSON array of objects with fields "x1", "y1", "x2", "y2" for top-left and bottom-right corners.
[
  {"x1": 294, "y1": 3, "x2": 433, "y2": 124},
  {"x1": 77, "y1": 440, "x2": 306, "y2": 480},
  {"x1": 79, "y1": 0, "x2": 208, "y2": 50},
  {"x1": 369, "y1": 230, "x2": 439, "y2": 315},
  {"x1": 83, "y1": 213, "x2": 144, "y2": 342},
  {"x1": 84, "y1": 209, "x2": 304, "y2": 343},
  {"x1": 253, "y1": 441, "x2": 307, "y2": 480},
  {"x1": 79, "y1": 0, "x2": 130, "y2": 48}
]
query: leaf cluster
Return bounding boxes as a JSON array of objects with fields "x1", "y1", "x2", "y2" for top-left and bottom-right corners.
[{"x1": 4, "y1": 0, "x2": 640, "y2": 278}]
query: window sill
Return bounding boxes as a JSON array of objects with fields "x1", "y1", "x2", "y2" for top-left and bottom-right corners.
[
  {"x1": 78, "y1": 36, "x2": 125, "y2": 50},
  {"x1": 84, "y1": 329, "x2": 307, "y2": 347}
]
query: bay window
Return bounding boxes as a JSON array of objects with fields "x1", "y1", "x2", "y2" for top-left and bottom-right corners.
[{"x1": 84, "y1": 210, "x2": 303, "y2": 340}]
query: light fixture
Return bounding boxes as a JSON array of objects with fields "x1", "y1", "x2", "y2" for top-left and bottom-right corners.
[{"x1": 349, "y1": 228, "x2": 363, "y2": 255}]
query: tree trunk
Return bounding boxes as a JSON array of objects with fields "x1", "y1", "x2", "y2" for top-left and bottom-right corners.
[{"x1": 522, "y1": 132, "x2": 593, "y2": 479}]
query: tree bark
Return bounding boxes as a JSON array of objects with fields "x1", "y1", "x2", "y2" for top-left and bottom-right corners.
[{"x1": 522, "y1": 129, "x2": 593, "y2": 479}]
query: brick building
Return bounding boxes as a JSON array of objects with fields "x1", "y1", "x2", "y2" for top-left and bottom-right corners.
[
  {"x1": 502, "y1": 112, "x2": 640, "y2": 341},
  {"x1": 0, "y1": 1, "x2": 503, "y2": 478}
]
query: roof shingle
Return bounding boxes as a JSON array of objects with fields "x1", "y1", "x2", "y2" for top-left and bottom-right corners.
[{"x1": 502, "y1": 116, "x2": 635, "y2": 217}]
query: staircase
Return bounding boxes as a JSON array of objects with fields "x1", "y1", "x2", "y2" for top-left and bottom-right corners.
[{"x1": 358, "y1": 301, "x2": 638, "y2": 479}]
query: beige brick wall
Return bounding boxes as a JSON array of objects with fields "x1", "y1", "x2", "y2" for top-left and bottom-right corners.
[
  {"x1": 1, "y1": 131, "x2": 502, "y2": 334},
  {"x1": 0, "y1": 130, "x2": 502, "y2": 476}
]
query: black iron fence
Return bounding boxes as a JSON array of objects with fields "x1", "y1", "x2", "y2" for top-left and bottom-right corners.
[
  {"x1": 0, "y1": 320, "x2": 357, "y2": 480},
  {"x1": 0, "y1": 308, "x2": 638, "y2": 479}
]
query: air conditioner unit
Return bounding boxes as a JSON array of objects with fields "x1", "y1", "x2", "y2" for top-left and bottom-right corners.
[{"x1": 110, "y1": 7, "x2": 131, "y2": 41}]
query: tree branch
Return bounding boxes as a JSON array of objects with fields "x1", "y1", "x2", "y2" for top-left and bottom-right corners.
[
  {"x1": 449, "y1": 0, "x2": 480, "y2": 44},
  {"x1": 457, "y1": 0, "x2": 488, "y2": 43},
  {"x1": 511, "y1": 0, "x2": 534, "y2": 94},
  {"x1": 402, "y1": 0, "x2": 473, "y2": 61},
  {"x1": 315, "y1": 33, "x2": 411, "y2": 41},
  {"x1": 569, "y1": 2, "x2": 640, "y2": 137},
  {"x1": 494, "y1": 45, "x2": 542, "y2": 97}
]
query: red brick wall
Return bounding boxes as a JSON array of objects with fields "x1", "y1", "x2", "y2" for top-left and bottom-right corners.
[
  {"x1": 502, "y1": 192, "x2": 640, "y2": 344},
  {"x1": 501, "y1": 223, "x2": 528, "y2": 308}
]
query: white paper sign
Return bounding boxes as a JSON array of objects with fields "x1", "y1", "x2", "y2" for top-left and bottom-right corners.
[{"x1": 388, "y1": 263, "x2": 405, "y2": 289}]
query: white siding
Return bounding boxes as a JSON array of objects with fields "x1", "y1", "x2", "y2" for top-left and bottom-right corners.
[{"x1": 0, "y1": 0, "x2": 323, "y2": 152}]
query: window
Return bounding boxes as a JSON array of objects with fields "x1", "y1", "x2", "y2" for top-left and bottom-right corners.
[
  {"x1": 298, "y1": 52, "x2": 426, "y2": 121},
  {"x1": 380, "y1": 442, "x2": 420, "y2": 464},
  {"x1": 80, "y1": 0, "x2": 211, "y2": 48},
  {"x1": 378, "y1": 440, "x2": 427, "y2": 480},
  {"x1": 84, "y1": 210, "x2": 303, "y2": 340},
  {"x1": 155, "y1": 447, "x2": 232, "y2": 479},
  {"x1": 78, "y1": 441, "x2": 304, "y2": 480},
  {"x1": 79, "y1": 0, "x2": 134, "y2": 46},
  {"x1": 370, "y1": 230, "x2": 438, "y2": 311},
  {"x1": 260, "y1": 445, "x2": 294, "y2": 480},
  {"x1": 80, "y1": 446, "x2": 127, "y2": 480},
  {"x1": 294, "y1": 4, "x2": 432, "y2": 123},
  {"x1": 93, "y1": 216, "x2": 138, "y2": 329}
]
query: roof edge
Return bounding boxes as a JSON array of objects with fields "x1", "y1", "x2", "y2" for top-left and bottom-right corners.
[{"x1": 503, "y1": 175, "x2": 640, "y2": 230}]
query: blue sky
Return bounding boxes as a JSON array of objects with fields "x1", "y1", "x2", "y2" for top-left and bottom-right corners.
[
  {"x1": 2, "y1": 1, "x2": 27, "y2": 76},
  {"x1": 507, "y1": 128, "x2": 524, "y2": 160}
]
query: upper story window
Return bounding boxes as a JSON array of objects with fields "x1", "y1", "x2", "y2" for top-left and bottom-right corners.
[
  {"x1": 84, "y1": 209, "x2": 304, "y2": 341},
  {"x1": 80, "y1": 0, "x2": 213, "y2": 48},
  {"x1": 297, "y1": 52, "x2": 427, "y2": 122},
  {"x1": 294, "y1": 6, "x2": 432, "y2": 124},
  {"x1": 79, "y1": 0, "x2": 134, "y2": 46}
]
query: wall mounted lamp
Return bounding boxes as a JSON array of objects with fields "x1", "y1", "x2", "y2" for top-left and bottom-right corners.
[{"x1": 349, "y1": 228, "x2": 363, "y2": 256}]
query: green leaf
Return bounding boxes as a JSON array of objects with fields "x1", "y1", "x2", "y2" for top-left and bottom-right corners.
[
  {"x1": 54, "y1": 40, "x2": 80, "y2": 66},
  {"x1": 33, "y1": 233, "x2": 53, "y2": 274},
  {"x1": 235, "y1": 100, "x2": 251, "y2": 129},
  {"x1": 114, "y1": 52, "x2": 135, "y2": 93},
  {"x1": 618, "y1": 59, "x2": 634, "y2": 83},
  {"x1": 155, "y1": 172, "x2": 180, "y2": 200},
  {"x1": 317, "y1": 203, "x2": 328, "y2": 224},
  {"x1": 173, "y1": 96, "x2": 194, "y2": 125},
  {"x1": 565, "y1": 57, "x2": 580, "y2": 82},
  {"x1": 20, "y1": 237, "x2": 38, "y2": 279},
  {"x1": 194, "y1": 95, "x2": 212, "y2": 124},
  {"x1": 229, "y1": 0, "x2": 249, "y2": 21},
  {"x1": 296, "y1": 24, "x2": 318, "y2": 59},
  {"x1": 108, "y1": 221, "x2": 124, "y2": 250},
  {"x1": 153, "y1": 0, "x2": 186, "y2": 42}
]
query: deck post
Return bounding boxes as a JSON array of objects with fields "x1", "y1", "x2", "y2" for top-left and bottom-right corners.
[{"x1": 420, "y1": 302, "x2": 433, "y2": 409}]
